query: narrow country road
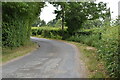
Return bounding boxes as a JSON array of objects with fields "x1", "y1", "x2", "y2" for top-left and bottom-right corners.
[{"x1": 2, "y1": 37, "x2": 87, "y2": 78}]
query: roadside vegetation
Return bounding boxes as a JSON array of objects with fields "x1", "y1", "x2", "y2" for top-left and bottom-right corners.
[
  {"x1": 32, "y1": 27, "x2": 67, "y2": 39},
  {"x1": 2, "y1": 2, "x2": 44, "y2": 48},
  {"x1": 2, "y1": 42, "x2": 37, "y2": 63},
  {"x1": 2, "y1": 2, "x2": 44, "y2": 63},
  {"x1": 31, "y1": 24, "x2": 119, "y2": 78},
  {"x1": 2, "y1": 2, "x2": 119, "y2": 78},
  {"x1": 68, "y1": 42, "x2": 107, "y2": 78}
]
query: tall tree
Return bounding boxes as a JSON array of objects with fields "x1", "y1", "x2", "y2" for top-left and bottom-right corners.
[
  {"x1": 52, "y1": 2, "x2": 67, "y2": 30},
  {"x1": 65, "y1": 2, "x2": 110, "y2": 34}
]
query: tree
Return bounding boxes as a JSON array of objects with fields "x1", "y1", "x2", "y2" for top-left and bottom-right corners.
[
  {"x1": 111, "y1": 18, "x2": 120, "y2": 26},
  {"x1": 65, "y1": 2, "x2": 110, "y2": 34},
  {"x1": 2, "y1": 2, "x2": 44, "y2": 47},
  {"x1": 39, "y1": 20, "x2": 46, "y2": 27},
  {"x1": 47, "y1": 19, "x2": 57, "y2": 27},
  {"x1": 32, "y1": 17, "x2": 41, "y2": 27},
  {"x1": 82, "y1": 19, "x2": 104, "y2": 29},
  {"x1": 32, "y1": 18, "x2": 46, "y2": 27},
  {"x1": 52, "y1": 2, "x2": 67, "y2": 30},
  {"x1": 55, "y1": 19, "x2": 62, "y2": 27}
]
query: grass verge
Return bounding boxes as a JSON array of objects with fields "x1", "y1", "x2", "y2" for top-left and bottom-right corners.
[
  {"x1": 31, "y1": 36, "x2": 108, "y2": 78},
  {"x1": 2, "y1": 42, "x2": 37, "y2": 64},
  {"x1": 67, "y1": 41, "x2": 108, "y2": 78}
]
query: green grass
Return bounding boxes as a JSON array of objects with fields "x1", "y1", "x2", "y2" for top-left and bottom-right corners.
[
  {"x1": 67, "y1": 41, "x2": 108, "y2": 78},
  {"x1": 31, "y1": 26, "x2": 119, "y2": 78},
  {"x1": 2, "y1": 42, "x2": 38, "y2": 64},
  {"x1": 32, "y1": 35, "x2": 108, "y2": 78}
]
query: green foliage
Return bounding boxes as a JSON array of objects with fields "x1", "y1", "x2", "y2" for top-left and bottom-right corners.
[
  {"x1": 32, "y1": 25, "x2": 119, "y2": 77},
  {"x1": 65, "y1": 2, "x2": 110, "y2": 34},
  {"x1": 52, "y1": 2, "x2": 67, "y2": 30},
  {"x1": 67, "y1": 26, "x2": 119, "y2": 78},
  {"x1": 111, "y1": 18, "x2": 120, "y2": 26},
  {"x1": 47, "y1": 19, "x2": 56, "y2": 27},
  {"x1": 47, "y1": 19, "x2": 61, "y2": 27},
  {"x1": 2, "y1": 2, "x2": 44, "y2": 47},
  {"x1": 55, "y1": 19, "x2": 62, "y2": 27},
  {"x1": 31, "y1": 27, "x2": 67, "y2": 39},
  {"x1": 82, "y1": 19, "x2": 104, "y2": 29},
  {"x1": 32, "y1": 18, "x2": 46, "y2": 27},
  {"x1": 39, "y1": 20, "x2": 46, "y2": 27}
]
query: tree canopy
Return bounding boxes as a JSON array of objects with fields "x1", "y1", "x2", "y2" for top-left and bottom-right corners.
[
  {"x1": 2, "y1": 2, "x2": 111, "y2": 46},
  {"x1": 66, "y1": 2, "x2": 110, "y2": 33},
  {"x1": 52, "y1": 2, "x2": 110, "y2": 34}
]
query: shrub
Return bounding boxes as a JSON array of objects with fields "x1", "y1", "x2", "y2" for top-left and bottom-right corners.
[
  {"x1": 2, "y1": 2, "x2": 44, "y2": 48},
  {"x1": 31, "y1": 26, "x2": 119, "y2": 78},
  {"x1": 31, "y1": 27, "x2": 67, "y2": 39},
  {"x1": 76, "y1": 26, "x2": 119, "y2": 78}
]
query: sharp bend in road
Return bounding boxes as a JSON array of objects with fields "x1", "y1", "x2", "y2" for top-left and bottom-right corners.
[{"x1": 2, "y1": 37, "x2": 87, "y2": 78}]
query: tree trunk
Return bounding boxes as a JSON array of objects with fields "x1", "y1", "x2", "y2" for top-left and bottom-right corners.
[
  {"x1": 61, "y1": 5, "x2": 65, "y2": 39},
  {"x1": 61, "y1": 5, "x2": 64, "y2": 31}
]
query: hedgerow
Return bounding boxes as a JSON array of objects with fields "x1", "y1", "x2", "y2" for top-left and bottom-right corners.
[
  {"x1": 2, "y1": 2, "x2": 44, "y2": 48},
  {"x1": 68, "y1": 26, "x2": 119, "y2": 78},
  {"x1": 31, "y1": 26, "x2": 119, "y2": 78},
  {"x1": 31, "y1": 27, "x2": 68, "y2": 39}
]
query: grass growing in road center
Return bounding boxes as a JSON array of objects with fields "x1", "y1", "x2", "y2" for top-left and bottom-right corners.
[{"x1": 2, "y1": 42, "x2": 38, "y2": 64}]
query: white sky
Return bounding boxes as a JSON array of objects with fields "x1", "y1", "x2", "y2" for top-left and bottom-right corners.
[
  {"x1": 40, "y1": 2, "x2": 57, "y2": 23},
  {"x1": 96, "y1": 0, "x2": 120, "y2": 19},
  {"x1": 40, "y1": 0, "x2": 120, "y2": 23}
]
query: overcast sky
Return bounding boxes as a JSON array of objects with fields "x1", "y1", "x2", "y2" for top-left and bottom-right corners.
[{"x1": 40, "y1": 0, "x2": 120, "y2": 23}]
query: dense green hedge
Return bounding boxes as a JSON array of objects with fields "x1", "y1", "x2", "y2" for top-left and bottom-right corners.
[
  {"x1": 31, "y1": 27, "x2": 68, "y2": 39},
  {"x1": 2, "y1": 2, "x2": 44, "y2": 47},
  {"x1": 68, "y1": 26, "x2": 119, "y2": 78},
  {"x1": 31, "y1": 26, "x2": 119, "y2": 78}
]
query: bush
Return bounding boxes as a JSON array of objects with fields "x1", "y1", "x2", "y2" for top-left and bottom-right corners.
[
  {"x1": 31, "y1": 26, "x2": 119, "y2": 78},
  {"x1": 69, "y1": 26, "x2": 119, "y2": 78},
  {"x1": 31, "y1": 27, "x2": 67, "y2": 39},
  {"x1": 2, "y1": 2, "x2": 44, "y2": 48}
]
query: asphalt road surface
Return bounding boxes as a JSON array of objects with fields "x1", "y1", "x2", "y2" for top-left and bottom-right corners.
[{"x1": 2, "y1": 37, "x2": 87, "y2": 78}]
